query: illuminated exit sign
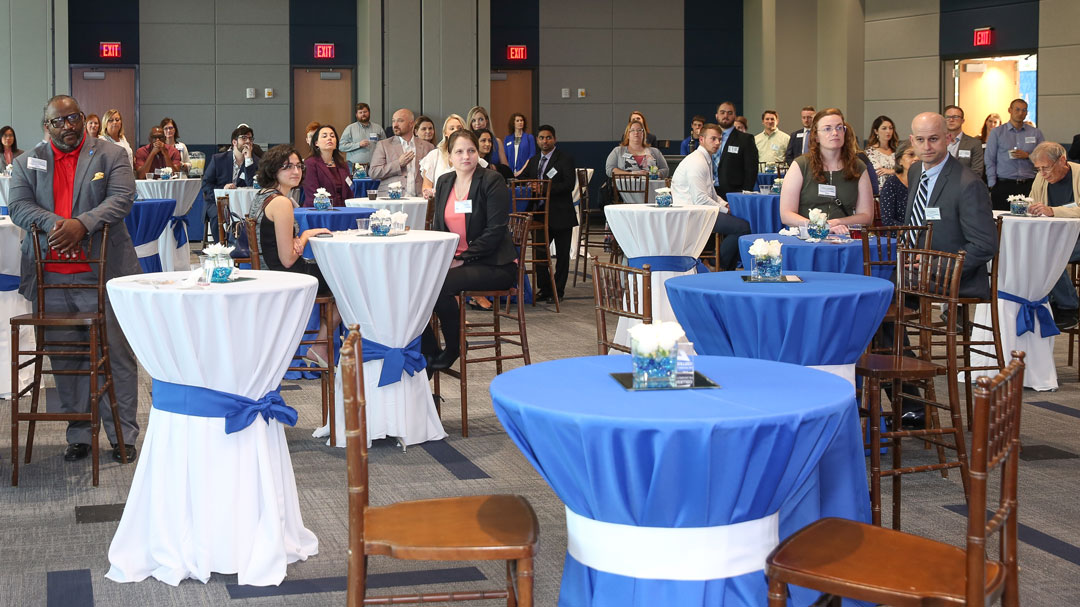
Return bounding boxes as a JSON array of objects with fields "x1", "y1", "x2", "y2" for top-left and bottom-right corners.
[
  {"x1": 314, "y1": 43, "x2": 335, "y2": 60},
  {"x1": 506, "y1": 45, "x2": 527, "y2": 61},
  {"x1": 99, "y1": 42, "x2": 121, "y2": 59},
  {"x1": 973, "y1": 27, "x2": 994, "y2": 47}
]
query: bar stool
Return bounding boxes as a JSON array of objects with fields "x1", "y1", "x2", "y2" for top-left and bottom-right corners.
[
  {"x1": 572, "y1": 168, "x2": 604, "y2": 287},
  {"x1": 510, "y1": 179, "x2": 559, "y2": 312},
  {"x1": 10, "y1": 225, "x2": 127, "y2": 486},
  {"x1": 592, "y1": 260, "x2": 652, "y2": 354}
]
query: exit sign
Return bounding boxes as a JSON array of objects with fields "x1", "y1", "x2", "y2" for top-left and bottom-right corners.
[
  {"x1": 99, "y1": 42, "x2": 121, "y2": 59},
  {"x1": 506, "y1": 45, "x2": 527, "y2": 61},
  {"x1": 973, "y1": 27, "x2": 994, "y2": 47},
  {"x1": 314, "y1": 43, "x2": 335, "y2": 60}
]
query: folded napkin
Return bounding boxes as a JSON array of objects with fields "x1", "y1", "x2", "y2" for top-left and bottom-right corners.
[{"x1": 778, "y1": 226, "x2": 799, "y2": 237}]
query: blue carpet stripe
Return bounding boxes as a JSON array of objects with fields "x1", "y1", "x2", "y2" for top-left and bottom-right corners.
[
  {"x1": 421, "y1": 441, "x2": 491, "y2": 480},
  {"x1": 225, "y1": 566, "x2": 487, "y2": 599},
  {"x1": 47, "y1": 569, "x2": 94, "y2": 607},
  {"x1": 1027, "y1": 400, "x2": 1080, "y2": 420},
  {"x1": 944, "y1": 504, "x2": 1080, "y2": 566}
]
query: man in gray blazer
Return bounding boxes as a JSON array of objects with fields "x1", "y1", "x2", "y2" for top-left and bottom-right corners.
[
  {"x1": 905, "y1": 112, "x2": 998, "y2": 299},
  {"x1": 8, "y1": 95, "x2": 141, "y2": 463},
  {"x1": 368, "y1": 108, "x2": 434, "y2": 197},
  {"x1": 943, "y1": 105, "x2": 985, "y2": 179}
]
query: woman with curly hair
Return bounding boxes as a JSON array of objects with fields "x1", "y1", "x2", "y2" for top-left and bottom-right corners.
[{"x1": 864, "y1": 115, "x2": 899, "y2": 189}]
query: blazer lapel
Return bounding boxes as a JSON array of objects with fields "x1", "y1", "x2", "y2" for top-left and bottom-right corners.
[
  {"x1": 927, "y1": 157, "x2": 953, "y2": 209},
  {"x1": 32, "y1": 143, "x2": 57, "y2": 212}
]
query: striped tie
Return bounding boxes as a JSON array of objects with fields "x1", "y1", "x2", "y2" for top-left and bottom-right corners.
[{"x1": 908, "y1": 172, "x2": 930, "y2": 247}]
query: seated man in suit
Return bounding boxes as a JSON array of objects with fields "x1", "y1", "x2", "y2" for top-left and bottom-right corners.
[
  {"x1": 943, "y1": 105, "x2": 985, "y2": 179},
  {"x1": 712, "y1": 101, "x2": 759, "y2": 196},
  {"x1": 199, "y1": 124, "x2": 258, "y2": 242},
  {"x1": 784, "y1": 105, "x2": 816, "y2": 165},
  {"x1": 368, "y1": 108, "x2": 433, "y2": 197},
  {"x1": 519, "y1": 124, "x2": 577, "y2": 303},
  {"x1": 1026, "y1": 142, "x2": 1080, "y2": 329},
  {"x1": 671, "y1": 123, "x2": 751, "y2": 270}
]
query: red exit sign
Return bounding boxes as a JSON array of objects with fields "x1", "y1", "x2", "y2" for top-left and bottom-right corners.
[
  {"x1": 973, "y1": 27, "x2": 994, "y2": 47},
  {"x1": 506, "y1": 45, "x2": 527, "y2": 61},
  {"x1": 99, "y1": 42, "x2": 121, "y2": 59},
  {"x1": 314, "y1": 43, "x2": 335, "y2": 60}
]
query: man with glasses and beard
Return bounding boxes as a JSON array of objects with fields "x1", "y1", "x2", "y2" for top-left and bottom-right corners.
[
  {"x1": 711, "y1": 101, "x2": 759, "y2": 196},
  {"x1": 8, "y1": 95, "x2": 141, "y2": 463}
]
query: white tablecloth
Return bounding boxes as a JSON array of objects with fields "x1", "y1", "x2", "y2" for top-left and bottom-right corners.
[
  {"x1": 345, "y1": 196, "x2": 427, "y2": 230},
  {"x1": 309, "y1": 230, "x2": 457, "y2": 447},
  {"x1": 216, "y1": 187, "x2": 261, "y2": 218},
  {"x1": 0, "y1": 175, "x2": 10, "y2": 208},
  {"x1": 972, "y1": 213, "x2": 1080, "y2": 390},
  {"x1": 105, "y1": 270, "x2": 319, "y2": 586},
  {"x1": 604, "y1": 204, "x2": 718, "y2": 347},
  {"x1": 136, "y1": 179, "x2": 202, "y2": 271},
  {"x1": 1, "y1": 216, "x2": 33, "y2": 398}
]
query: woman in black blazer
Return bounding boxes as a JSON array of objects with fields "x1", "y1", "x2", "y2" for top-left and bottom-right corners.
[{"x1": 423, "y1": 130, "x2": 518, "y2": 370}]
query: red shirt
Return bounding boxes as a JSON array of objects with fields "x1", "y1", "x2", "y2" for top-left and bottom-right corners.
[{"x1": 47, "y1": 135, "x2": 90, "y2": 273}]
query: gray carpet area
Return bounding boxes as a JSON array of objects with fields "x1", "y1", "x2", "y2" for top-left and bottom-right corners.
[{"x1": 2, "y1": 265, "x2": 1080, "y2": 606}]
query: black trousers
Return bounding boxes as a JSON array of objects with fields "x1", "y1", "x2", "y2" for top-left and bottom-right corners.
[
  {"x1": 990, "y1": 178, "x2": 1033, "y2": 211},
  {"x1": 422, "y1": 261, "x2": 517, "y2": 354},
  {"x1": 534, "y1": 227, "x2": 573, "y2": 297},
  {"x1": 713, "y1": 212, "x2": 751, "y2": 270}
]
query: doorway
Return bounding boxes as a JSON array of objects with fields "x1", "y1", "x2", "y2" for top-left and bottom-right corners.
[
  {"x1": 944, "y1": 54, "x2": 1037, "y2": 137},
  {"x1": 292, "y1": 68, "x2": 354, "y2": 156},
  {"x1": 71, "y1": 66, "x2": 138, "y2": 143},
  {"x1": 490, "y1": 69, "x2": 534, "y2": 145}
]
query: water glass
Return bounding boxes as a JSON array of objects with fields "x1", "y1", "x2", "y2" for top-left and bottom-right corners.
[
  {"x1": 356, "y1": 218, "x2": 371, "y2": 233},
  {"x1": 153, "y1": 168, "x2": 162, "y2": 180},
  {"x1": 391, "y1": 218, "x2": 406, "y2": 233},
  {"x1": 758, "y1": 184, "x2": 771, "y2": 194}
]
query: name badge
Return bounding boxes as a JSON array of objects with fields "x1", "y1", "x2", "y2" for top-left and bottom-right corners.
[
  {"x1": 925, "y1": 207, "x2": 942, "y2": 221},
  {"x1": 958, "y1": 149, "x2": 971, "y2": 158},
  {"x1": 796, "y1": 132, "x2": 805, "y2": 138},
  {"x1": 546, "y1": 167, "x2": 558, "y2": 178},
  {"x1": 27, "y1": 157, "x2": 47, "y2": 171},
  {"x1": 771, "y1": 144, "x2": 779, "y2": 151},
  {"x1": 818, "y1": 184, "x2": 837, "y2": 198},
  {"x1": 455, "y1": 199, "x2": 473, "y2": 214},
  {"x1": 345, "y1": 176, "x2": 353, "y2": 187},
  {"x1": 1025, "y1": 136, "x2": 1037, "y2": 144},
  {"x1": 727, "y1": 146, "x2": 739, "y2": 154}
]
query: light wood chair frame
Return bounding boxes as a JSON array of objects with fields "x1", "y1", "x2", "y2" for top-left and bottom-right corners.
[
  {"x1": 592, "y1": 260, "x2": 652, "y2": 354},
  {"x1": 611, "y1": 173, "x2": 649, "y2": 204},
  {"x1": 860, "y1": 224, "x2": 932, "y2": 355},
  {"x1": 342, "y1": 327, "x2": 539, "y2": 606},
  {"x1": 216, "y1": 195, "x2": 253, "y2": 267},
  {"x1": 10, "y1": 224, "x2": 127, "y2": 486},
  {"x1": 510, "y1": 179, "x2": 560, "y2": 312}
]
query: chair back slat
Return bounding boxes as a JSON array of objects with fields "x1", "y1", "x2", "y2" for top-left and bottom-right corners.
[
  {"x1": 576, "y1": 168, "x2": 591, "y2": 211},
  {"x1": 892, "y1": 248, "x2": 965, "y2": 359},
  {"x1": 215, "y1": 196, "x2": 230, "y2": 244},
  {"x1": 245, "y1": 218, "x2": 261, "y2": 270},
  {"x1": 611, "y1": 174, "x2": 648, "y2": 203},
  {"x1": 593, "y1": 259, "x2": 651, "y2": 354},
  {"x1": 29, "y1": 223, "x2": 111, "y2": 317},
  {"x1": 967, "y1": 351, "x2": 1025, "y2": 604},
  {"x1": 341, "y1": 326, "x2": 369, "y2": 607},
  {"x1": 860, "y1": 224, "x2": 932, "y2": 278}
]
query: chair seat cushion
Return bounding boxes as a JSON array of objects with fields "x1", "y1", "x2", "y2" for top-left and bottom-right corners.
[
  {"x1": 365, "y1": 494, "x2": 539, "y2": 560},
  {"x1": 767, "y1": 518, "x2": 1004, "y2": 606},
  {"x1": 857, "y1": 353, "x2": 942, "y2": 379}
]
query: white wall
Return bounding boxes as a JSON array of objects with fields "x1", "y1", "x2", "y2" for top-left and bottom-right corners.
[
  {"x1": 0, "y1": 0, "x2": 68, "y2": 148},
  {"x1": 538, "y1": 0, "x2": 685, "y2": 142},
  {"x1": 1038, "y1": 0, "x2": 1080, "y2": 143}
]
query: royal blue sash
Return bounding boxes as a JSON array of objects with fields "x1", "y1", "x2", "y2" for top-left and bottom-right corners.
[
  {"x1": 627, "y1": 255, "x2": 710, "y2": 274},
  {"x1": 997, "y1": 291, "x2": 1059, "y2": 337},
  {"x1": 151, "y1": 379, "x2": 298, "y2": 434},
  {"x1": 362, "y1": 335, "x2": 426, "y2": 387},
  {"x1": 170, "y1": 215, "x2": 189, "y2": 248},
  {"x1": 0, "y1": 273, "x2": 18, "y2": 292}
]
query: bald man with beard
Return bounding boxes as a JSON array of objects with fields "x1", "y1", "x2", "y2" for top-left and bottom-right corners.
[{"x1": 368, "y1": 108, "x2": 434, "y2": 197}]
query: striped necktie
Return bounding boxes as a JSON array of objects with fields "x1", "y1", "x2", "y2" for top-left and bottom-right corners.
[{"x1": 908, "y1": 171, "x2": 931, "y2": 247}]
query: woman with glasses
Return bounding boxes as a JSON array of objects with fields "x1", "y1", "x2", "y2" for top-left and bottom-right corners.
[
  {"x1": 779, "y1": 108, "x2": 873, "y2": 232},
  {"x1": 604, "y1": 121, "x2": 669, "y2": 203},
  {"x1": 864, "y1": 115, "x2": 899, "y2": 190},
  {"x1": 248, "y1": 144, "x2": 338, "y2": 366},
  {"x1": 100, "y1": 109, "x2": 133, "y2": 165},
  {"x1": 1, "y1": 125, "x2": 22, "y2": 165},
  {"x1": 626, "y1": 111, "x2": 659, "y2": 147},
  {"x1": 159, "y1": 117, "x2": 189, "y2": 171}
]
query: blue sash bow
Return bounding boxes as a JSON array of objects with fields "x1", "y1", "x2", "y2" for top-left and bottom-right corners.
[
  {"x1": 362, "y1": 335, "x2": 426, "y2": 387},
  {"x1": 151, "y1": 379, "x2": 298, "y2": 434},
  {"x1": 627, "y1": 255, "x2": 710, "y2": 274},
  {"x1": 997, "y1": 291, "x2": 1060, "y2": 337},
  {"x1": 170, "y1": 215, "x2": 189, "y2": 248},
  {"x1": 0, "y1": 273, "x2": 18, "y2": 292}
]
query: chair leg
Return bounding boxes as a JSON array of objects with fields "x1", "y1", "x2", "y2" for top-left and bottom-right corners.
[
  {"x1": 767, "y1": 577, "x2": 787, "y2": 607},
  {"x1": 515, "y1": 557, "x2": 533, "y2": 607},
  {"x1": 518, "y1": 297, "x2": 531, "y2": 366},
  {"x1": 867, "y1": 376, "x2": 882, "y2": 527},
  {"x1": 505, "y1": 561, "x2": 517, "y2": 607},
  {"x1": 458, "y1": 301, "x2": 469, "y2": 438},
  {"x1": 89, "y1": 324, "x2": 101, "y2": 487},
  {"x1": 325, "y1": 302, "x2": 337, "y2": 448},
  {"x1": 493, "y1": 305, "x2": 504, "y2": 375},
  {"x1": 22, "y1": 328, "x2": 44, "y2": 466},
  {"x1": 961, "y1": 305, "x2": 974, "y2": 431},
  {"x1": 892, "y1": 379, "x2": 904, "y2": 530}
]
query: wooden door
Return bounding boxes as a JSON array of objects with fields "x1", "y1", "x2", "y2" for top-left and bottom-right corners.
[
  {"x1": 71, "y1": 67, "x2": 137, "y2": 142},
  {"x1": 490, "y1": 69, "x2": 533, "y2": 141},
  {"x1": 293, "y1": 68, "x2": 354, "y2": 156}
]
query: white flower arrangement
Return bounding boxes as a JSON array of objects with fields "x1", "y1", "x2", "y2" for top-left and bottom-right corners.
[
  {"x1": 628, "y1": 321, "x2": 685, "y2": 358},
  {"x1": 4, "y1": 164, "x2": 11, "y2": 175},
  {"x1": 387, "y1": 181, "x2": 404, "y2": 190},
  {"x1": 778, "y1": 226, "x2": 799, "y2": 237},
  {"x1": 391, "y1": 211, "x2": 408, "y2": 224},
  {"x1": 315, "y1": 187, "x2": 331, "y2": 198},
  {"x1": 1006, "y1": 194, "x2": 1033, "y2": 204},
  {"x1": 808, "y1": 208, "x2": 828, "y2": 226},
  {"x1": 748, "y1": 238, "x2": 782, "y2": 259},
  {"x1": 654, "y1": 187, "x2": 672, "y2": 195},
  {"x1": 160, "y1": 167, "x2": 173, "y2": 177},
  {"x1": 354, "y1": 163, "x2": 362, "y2": 170},
  {"x1": 373, "y1": 208, "x2": 393, "y2": 219},
  {"x1": 203, "y1": 243, "x2": 235, "y2": 257}
]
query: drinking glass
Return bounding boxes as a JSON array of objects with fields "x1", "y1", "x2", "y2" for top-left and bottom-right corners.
[
  {"x1": 758, "y1": 184, "x2": 771, "y2": 194},
  {"x1": 356, "y1": 218, "x2": 371, "y2": 233},
  {"x1": 848, "y1": 224, "x2": 864, "y2": 240}
]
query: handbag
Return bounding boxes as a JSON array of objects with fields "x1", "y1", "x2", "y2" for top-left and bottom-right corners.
[{"x1": 225, "y1": 211, "x2": 251, "y2": 259}]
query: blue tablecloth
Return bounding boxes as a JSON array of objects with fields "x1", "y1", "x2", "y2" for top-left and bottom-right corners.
[
  {"x1": 184, "y1": 195, "x2": 205, "y2": 241},
  {"x1": 737, "y1": 233, "x2": 895, "y2": 279},
  {"x1": 756, "y1": 173, "x2": 778, "y2": 189},
  {"x1": 727, "y1": 194, "x2": 782, "y2": 235},
  {"x1": 294, "y1": 207, "x2": 376, "y2": 257},
  {"x1": 666, "y1": 271, "x2": 892, "y2": 367},
  {"x1": 124, "y1": 198, "x2": 176, "y2": 273},
  {"x1": 490, "y1": 355, "x2": 870, "y2": 607},
  {"x1": 350, "y1": 178, "x2": 380, "y2": 198}
]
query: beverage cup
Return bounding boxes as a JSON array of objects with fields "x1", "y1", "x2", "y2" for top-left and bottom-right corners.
[
  {"x1": 356, "y1": 218, "x2": 371, "y2": 233},
  {"x1": 367, "y1": 190, "x2": 378, "y2": 200},
  {"x1": 758, "y1": 184, "x2": 771, "y2": 194},
  {"x1": 798, "y1": 224, "x2": 809, "y2": 239},
  {"x1": 849, "y1": 224, "x2": 863, "y2": 240}
]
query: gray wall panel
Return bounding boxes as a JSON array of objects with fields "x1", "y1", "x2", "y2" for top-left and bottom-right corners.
[
  {"x1": 612, "y1": 0, "x2": 681, "y2": 29},
  {"x1": 140, "y1": 104, "x2": 217, "y2": 145},
  {"x1": 540, "y1": 28, "x2": 613, "y2": 67},
  {"x1": 864, "y1": 14, "x2": 937, "y2": 61},
  {"x1": 140, "y1": 24, "x2": 215, "y2": 64},
  {"x1": 865, "y1": 0, "x2": 938, "y2": 21},
  {"x1": 1035, "y1": 95, "x2": 1080, "y2": 143},
  {"x1": 216, "y1": 24, "x2": 289, "y2": 65},
  {"x1": 539, "y1": 0, "x2": 611, "y2": 28},
  {"x1": 611, "y1": 102, "x2": 683, "y2": 141},
  {"x1": 140, "y1": 65, "x2": 216, "y2": 105},
  {"x1": 612, "y1": 68, "x2": 683, "y2": 105},
  {"x1": 215, "y1": 0, "x2": 288, "y2": 26},
  {"x1": 864, "y1": 57, "x2": 939, "y2": 101},
  {"x1": 140, "y1": 0, "x2": 214, "y2": 23},
  {"x1": 1040, "y1": 0, "x2": 1080, "y2": 47},
  {"x1": 216, "y1": 104, "x2": 291, "y2": 144},
  {"x1": 539, "y1": 67, "x2": 613, "y2": 104},
  {"x1": 215, "y1": 65, "x2": 291, "y2": 105},
  {"x1": 538, "y1": 103, "x2": 612, "y2": 142},
  {"x1": 612, "y1": 30, "x2": 684, "y2": 66}
]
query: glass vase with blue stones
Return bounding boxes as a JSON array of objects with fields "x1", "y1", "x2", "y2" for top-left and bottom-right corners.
[
  {"x1": 807, "y1": 221, "x2": 830, "y2": 239},
  {"x1": 655, "y1": 188, "x2": 673, "y2": 207},
  {"x1": 202, "y1": 254, "x2": 232, "y2": 283},
  {"x1": 628, "y1": 321, "x2": 686, "y2": 389},
  {"x1": 771, "y1": 178, "x2": 783, "y2": 194},
  {"x1": 752, "y1": 255, "x2": 782, "y2": 280},
  {"x1": 313, "y1": 194, "x2": 332, "y2": 211},
  {"x1": 388, "y1": 185, "x2": 404, "y2": 200},
  {"x1": 353, "y1": 163, "x2": 367, "y2": 180},
  {"x1": 1008, "y1": 195, "x2": 1030, "y2": 216}
]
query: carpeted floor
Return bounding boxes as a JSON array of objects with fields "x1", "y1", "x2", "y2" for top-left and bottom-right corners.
[{"x1": 2, "y1": 260, "x2": 1079, "y2": 606}]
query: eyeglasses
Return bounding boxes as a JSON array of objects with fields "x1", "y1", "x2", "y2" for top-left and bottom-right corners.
[
  {"x1": 817, "y1": 125, "x2": 846, "y2": 134},
  {"x1": 149, "y1": 134, "x2": 165, "y2": 141},
  {"x1": 629, "y1": 129, "x2": 644, "y2": 134},
  {"x1": 944, "y1": 114, "x2": 964, "y2": 120},
  {"x1": 237, "y1": 135, "x2": 253, "y2": 142},
  {"x1": 163, "y1": 125, "x2": 176, "y2": 131},
  {"x1": 1033, "y1": 163, "x2": 1058, "y2": 174},
  {"x1": 45, "y1": 113, "x2": 83, "y2": 128},
  {"x1": 280, "y1": 162, "x2": 303, "y2": 171}
]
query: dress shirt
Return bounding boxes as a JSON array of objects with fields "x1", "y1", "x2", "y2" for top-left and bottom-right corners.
[
  {"x1": 918, "y1": 156, "x2": 948, "y2": 208},
  {"x1": 672, "y1": 146, "x2": 727, "y2": 210},
  {"x1": 947, "y1": 132, "x2": 961, "y2": 158},
  {"x1": 339, "y1": 120, "x2": 384, "y2": 166},
  {"x1": 754, "y1": 129, "x2": 790, "y2": 164},
  {"x1": 48, "y1": 135, "x2": 91, "y2": 273},
  {"x1": 537, "y1": 150, "x2": 553, "y2": 179},
  {"x1": 985, "y1": 122, "x2": 1044, "y2": 186},
  {"x1": 231, "y1": 152, "x2": 254, "y2": 185},
  {"x1": 134, "y1": 143, "x2": 181, "y2": 173},
  {"x1": 713, "y1": 126, "x2": 735, "y2": 186}
]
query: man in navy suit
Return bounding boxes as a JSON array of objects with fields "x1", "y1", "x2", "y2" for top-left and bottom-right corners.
[
  {"x1": 784, "y1": 106, "x2": 816, "y2": 165},
  {"x1": 199, "y1": 124, "x2": 259, "y2": 242},
  {"x1": 520, "y1": 125, "x2": 577, "y2": 303},
  {"x1": 712, "y1": 102, "x2": 758, "y2": 196}
]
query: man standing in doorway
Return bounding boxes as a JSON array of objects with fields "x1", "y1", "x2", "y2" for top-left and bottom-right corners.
[
  {"x1": 986, "y1": 98, "x2": 1044, "y2": 210},
  {"x1": 943, "y1": 104, "x2": 984, "y2": 179},
  {"x1": 712, "y1": 101, "x2": 758, "y2": 196},
  {"x1": 339, "y1": 102, "x2": 384, "y2": 167}
]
